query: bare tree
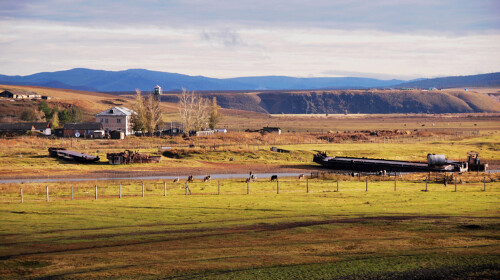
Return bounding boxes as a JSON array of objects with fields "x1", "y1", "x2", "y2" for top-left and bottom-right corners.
[
  {"x1": 145, "y1": 93, "x2": 163, "y2": 133},
  {"x1": 193, "y1": 97, "x2": 209, "y2": 131},
  {"x1": 178, "y1": 88, "x2": 210, "y2": 133},
  {"x1": 131, "y1": 89, "x2": 146, "y2": 133}
]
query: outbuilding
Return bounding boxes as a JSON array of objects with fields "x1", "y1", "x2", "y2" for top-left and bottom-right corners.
[{"x1": 62, "y1": 122, "x2": 103, "y2": 138}]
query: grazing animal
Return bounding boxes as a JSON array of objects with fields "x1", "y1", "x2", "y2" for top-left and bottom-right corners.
[
  {"x1": 173, "y1": 178, "x2": 179, "y2": 183},
  {"x1": 270, "y1": 175, "x2": 278, "y2": 182},
  {"x1": 246, "y1": 175, "x2": 257, "y2": 183},
  {"x1": 298, "y1": 174, "x2": 304, "y2": 180},
  {"x1": 203, "y1": 175, "x2": 211, "y2": 182},
  {"x1": 187, "y1": 175, "x2": 194, "y2": 182},
  {"x1": 249, "y1": 171, "x2": 253, "y2": 177}
]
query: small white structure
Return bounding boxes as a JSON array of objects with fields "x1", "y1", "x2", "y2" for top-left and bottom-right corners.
[
  {"x1": 96, "y1": 107, "x2": 135, "y2": 135},
  {"x1": 195, "y1": 130, "x2": 216, "y2": 136}
]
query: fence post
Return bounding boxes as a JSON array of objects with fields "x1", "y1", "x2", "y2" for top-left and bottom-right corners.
[
  {"x1": 483, "y1": 175, "x2": 486, "y2": 191},
  {"x1": 394, "y1": 175, "x2": 397, "y2": 191},
  {"x1": 71, "y1": 186, "x2": 74, "y2": 200},
  {"x1": 306, "y1": 178, "x2": 309, "y2": 193},
  {"x1": 247, "y1": 181, "x2": 249, "y2": 194},
  {"x1": 366, "y1": 177, "x2": 368, "y2": 192},
  {"x1": 337, "y1": 178, "x2": 339, "y2": 192},
  {"x1": 218, "y1": 180, "x2": 220, "y2": 195},
  {"x1": 277, "y1": 180, "x2": 279, "y2": 194},
  {"x1": 164, "y1": 181, "x2": 167, "y2": 196},
  {"x1": 119, "y1": 184, "x2": 122, "y2": 198},
  {"x1": 454, "y1": 177, "x2": 457, "y2": 192},
  {"x1": 20, "y1": 188, "x2": 23, "y2": 203},
  {"x1": 185, "y1": 182, "x2": 188, "y2": 195},
  {"x1": 95, "y1": 185, "x2": 97, "y2": 200},
  {"x1": 425, "y1": 178, "x2": 428, "y2": 192},
  {"x1": 142, "y1": 182, "x2": 145, "y2": 197},
  {"x1": 46, "y1": 186, "x2": 49, "y2": 202}
]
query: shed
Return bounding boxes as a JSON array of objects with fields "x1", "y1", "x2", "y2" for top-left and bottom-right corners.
[
  {"x1": 0, "y1": 122, "x2": 50, "y2": 135},
  {"x1": 262, "y1": 127, "x2": 281, "y2": 135},
  {"x1": 62, "y1": 122, "x2": 103, "y2": 138}
]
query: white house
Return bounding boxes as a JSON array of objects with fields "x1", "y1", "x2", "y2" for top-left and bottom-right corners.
[{"x1": 96, "y1": 107, "x2": 135, "y2": 135}]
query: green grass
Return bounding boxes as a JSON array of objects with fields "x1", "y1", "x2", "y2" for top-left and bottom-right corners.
[{"x1": 0, "y1": 178, "x2": 498, "y2": 279}]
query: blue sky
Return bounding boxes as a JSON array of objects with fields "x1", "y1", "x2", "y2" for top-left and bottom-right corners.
[{"x1": 0, "y1": 0, "x2": 499, "y2": 79}]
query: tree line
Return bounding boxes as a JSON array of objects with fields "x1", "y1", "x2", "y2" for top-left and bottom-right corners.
[{"x1": 19, "y1": 101, "x2": 83, "y2": 128}]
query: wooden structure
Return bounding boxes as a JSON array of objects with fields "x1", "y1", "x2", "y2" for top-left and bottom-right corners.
[{"x1": 107, "y1": 150, "x2": 161, "y2": 165}]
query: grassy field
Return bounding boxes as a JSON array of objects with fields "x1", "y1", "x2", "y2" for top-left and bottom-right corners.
[
  {"x1": 0, "y1": 130, "x2": 498, "y2": 179},
  {"x1": 1, "y1": 86, "x2": 499, "y2": 278},
  {"x1": 0, "y1": 177, "x2": 499, "y2": 279}
]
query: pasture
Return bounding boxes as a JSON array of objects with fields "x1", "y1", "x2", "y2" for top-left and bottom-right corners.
[{"x1": 0, "y1": 175, "x2": 499, "y2": 279}]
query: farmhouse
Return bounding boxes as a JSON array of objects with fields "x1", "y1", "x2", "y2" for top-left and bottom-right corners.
[
  {"x1": 0, "y1": 89, "x2": 42, "y2": 100},
  {"x1": 0, "y1": 122, "x2": 51, "y2": 135},
  {"x1": 96, "y1": 107, "x2": 135, "y2": 135},
  {"x1": 62, "y1": 122, "x2": 103, "y2": 138}
]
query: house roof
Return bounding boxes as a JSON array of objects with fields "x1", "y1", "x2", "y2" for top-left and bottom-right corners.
[
  {"x1": 63, "y1": 122, "x2": 103, "y2": 130},
  {"x1": 0, "y1": 122, "x2": 49, "y2": 131},
  {"x1": 96, "y1": 106, "x2": 134, "y2": 116}
]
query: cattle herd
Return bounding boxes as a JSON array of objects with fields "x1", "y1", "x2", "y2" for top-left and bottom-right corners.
[{"x1": 173, "y1": 173, "x2": 306, "y2": 183}]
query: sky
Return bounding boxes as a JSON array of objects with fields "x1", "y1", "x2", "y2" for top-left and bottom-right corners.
[{"x1": 0, "y1": 0, "x2": 499, "y2": 79}]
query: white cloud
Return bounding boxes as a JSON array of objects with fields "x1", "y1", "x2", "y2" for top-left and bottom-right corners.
[{"x1": 0, "y1": 0, "x2": 499, "y2": 79}]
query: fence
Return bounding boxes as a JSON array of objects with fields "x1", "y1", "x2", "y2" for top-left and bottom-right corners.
[{"x1": 3, "y1": 174, "x2": 498, "y2": 204}]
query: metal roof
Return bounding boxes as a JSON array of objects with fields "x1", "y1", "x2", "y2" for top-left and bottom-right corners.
[
  {"x1": 0, "y1": 122, "x2": 49, "y2": 131},
  {"x1": 96, "y1": 106, "x2": 135, "y2": 116},
  {"x1": 63, "y1": 122, "x2": 103, "y2": 130}
]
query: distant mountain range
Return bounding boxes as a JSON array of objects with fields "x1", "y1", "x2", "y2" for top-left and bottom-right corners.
[
  {"x1": 0, "y1": 68, "x2": 498, "y2": 91},
  {"x1": 394, "y1": 72, "x2": 500, "y2": 89}
]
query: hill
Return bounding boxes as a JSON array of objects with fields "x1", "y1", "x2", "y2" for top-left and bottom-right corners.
[
  {"x1": 0, "y1": 85, "x2": 179, "y2": 123},
  {"x1": 395, "y1": 72, "x2": 500, "y2": 89},
  {"x1": 0, "y1": 68, "x2": 404, "y2": 92},
  {"x1": 159, "y1": 89, "x2": 500, "y2": 114}
]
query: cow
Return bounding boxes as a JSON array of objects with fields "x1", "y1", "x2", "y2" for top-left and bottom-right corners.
[
  {"x1": 298, "y1": 174, "x2": 304, "y2": 180},
  {"x1": 270, "y1": 175, "x2": 278, "y2": 182},
  {"x1": 203, "y1": 175, "x2": 211, "y2": 182},
  {"x1": 187, "y1": 175, "x2": 194, "y2": 182},
  {"x1": 173, "y1": 177, "x2": 180, "y2": 183},
  {"x1": 246, "y1": 175, "x2": 257, "y2": 183}
]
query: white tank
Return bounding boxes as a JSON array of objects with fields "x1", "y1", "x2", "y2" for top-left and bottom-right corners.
[{"x1": 427, "y1": 154, "x2": 446, "y2": 165}]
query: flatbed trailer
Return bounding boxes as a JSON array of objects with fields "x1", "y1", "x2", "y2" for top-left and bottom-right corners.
[
  {"x1": 48, "y1": 147, "x2": 100, "y2": 163},
  {"x1": 313, "y1": 152, "x2": 468, "y2": 173}
]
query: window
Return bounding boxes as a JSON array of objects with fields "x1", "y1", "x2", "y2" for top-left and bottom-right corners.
[
  {"x1": 100, "y1": 118, "x2": 103, "y2": 123},
  {"x1": 117, "y1": 119, "x2": 121, "y2": 124},
  {"x1": 105, "y1": 119, "x2": 108, "y2": 124}
]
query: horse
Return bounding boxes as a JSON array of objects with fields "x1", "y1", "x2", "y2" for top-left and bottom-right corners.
[
  {"x1": 203, "y1": 175, "x2": 211, "y2": 182},
  {"x1": 173, "y1": 178, "x2": 179, "y2": 183},
  {"x1": 270, "y1": 175, "x2": 278, "y2": 182},
  {"x1": 298, "y1": 174, "x2": 304, "y2": 180},
  {"x1": 187, "y1": 175, "x2": 194, "y2": 182}
]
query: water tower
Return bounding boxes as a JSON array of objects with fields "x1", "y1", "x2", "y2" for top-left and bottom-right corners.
[{"x1": 154, "y1": 85, "x2": 162, "y2": 100}]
